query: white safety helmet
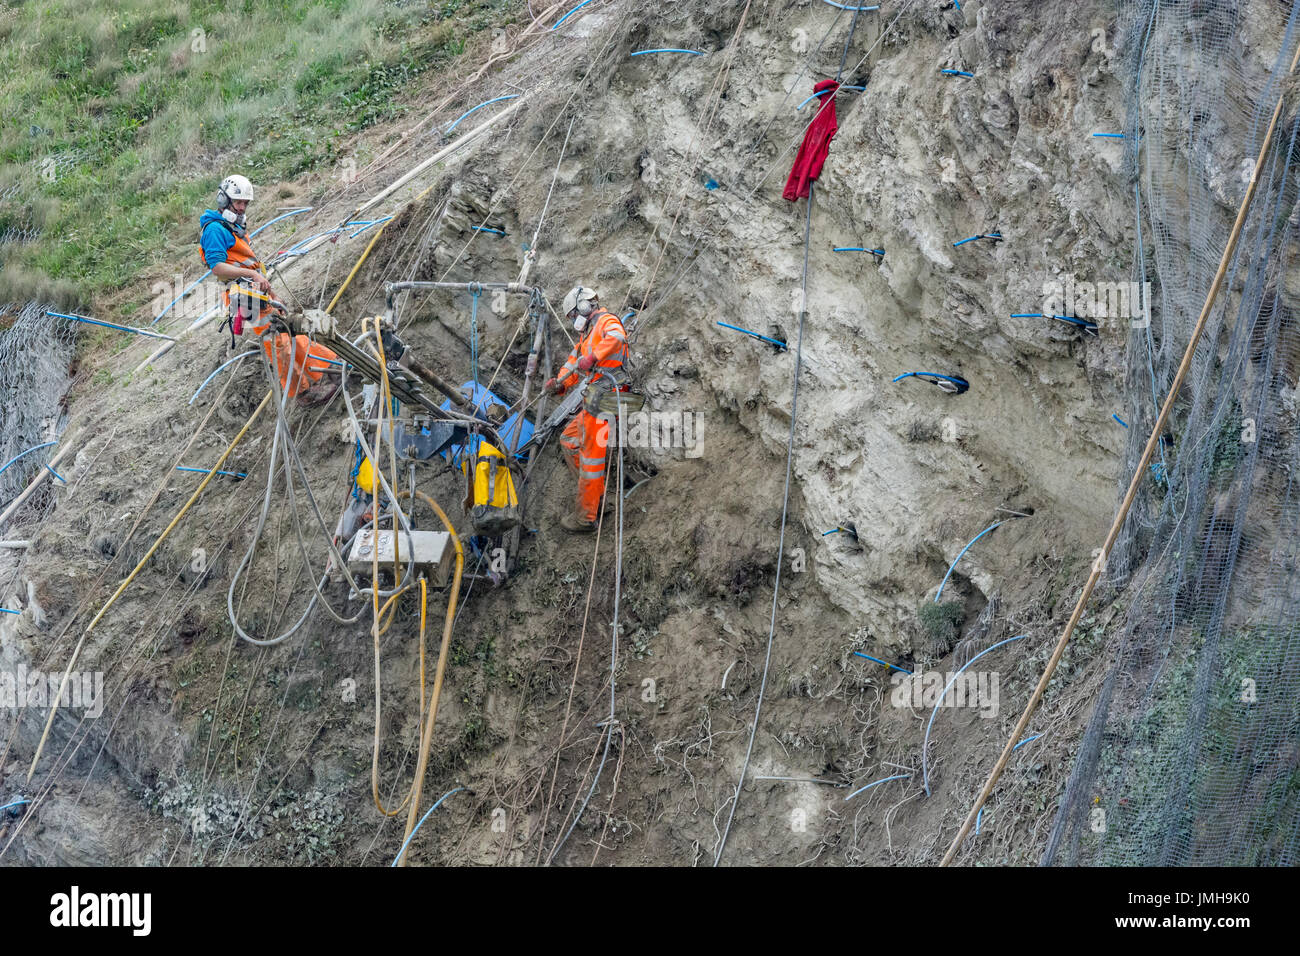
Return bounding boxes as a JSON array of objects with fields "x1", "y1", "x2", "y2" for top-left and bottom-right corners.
[
  {"x1": 217, "y1": 174, "x2": 254, "y2": 225},
  {"x1": 562, "y1": 285, "x2": 599, "y2": 331}
]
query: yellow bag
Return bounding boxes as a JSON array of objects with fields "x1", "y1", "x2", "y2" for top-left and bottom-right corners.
[
  {"x1": 356, "y1": 456, "x2": 379, "y2": 496},
  {"x1": 462, "y1": 441, "x2": 520, "y2": 534}
]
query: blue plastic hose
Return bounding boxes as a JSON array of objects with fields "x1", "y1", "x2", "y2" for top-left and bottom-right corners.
[
  {"x1": 716, "y1": 321, "x2": 787, "y2": 350},
  {"x1": 391, "y1": 787, "x2": 465, "y2": 865},
  {"x1": 893, "y1": 371, "x2": 968, "y2": 391},
  {"x1": 844, "y1": 773, "x2": 909, "y2": 802},
  {"x1": 252, "y1": 207, "x2": 312, "y2": 237},
  {"x1": 189, "y1": 350, "x2": 260, "y2": 406},
  {"x1": 349, "y1": 217, "x2": 392, "y2": 239},
  {"x1": 446, "y1": 95, "x2": 520, "y2": 134},
  {"x1": 922, "y1": 635, "x2": 1028, "y2": 794},
  {"x1": 851, "y1": 650, "x2": 913, "y2": 675},
  {"x1": 0, "y1": 441, "x2": 57, "y2": 481},
  {"x1": 796, "y1": 86, "x2": 865, "y2": 110},
  {"x1": 552, "y1": 0, "x2": 595, "y2": 30},
  {"x1": 935, "y1": 520, "x2": 1002, "y2": 602},
  {"x1": 953, "y1": 233, "x2": 1001, "y2": 247},
  {"x1": 46, "y1": 311, "x2": 175, "y2": 342}
]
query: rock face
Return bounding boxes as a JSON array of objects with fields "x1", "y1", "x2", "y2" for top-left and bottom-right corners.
[
  {"x1": 4, "y1": 0, "x2": 1292, "y2": 866},
  {"x1": 496, "y1": 0, "x2": 1134, "y2": 657}
]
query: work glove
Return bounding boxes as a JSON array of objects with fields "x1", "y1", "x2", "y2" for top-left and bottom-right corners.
[
  {"x1": 544, "y1": 377, "x2": 563, "y2": 395},
  {"x1": 576, "y1": 354, "x2": 595, "y2": 372}
]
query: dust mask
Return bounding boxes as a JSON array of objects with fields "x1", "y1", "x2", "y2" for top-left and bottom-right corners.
[{"x1": 572, "y1": 314, "x2": 588, "y2": 333}]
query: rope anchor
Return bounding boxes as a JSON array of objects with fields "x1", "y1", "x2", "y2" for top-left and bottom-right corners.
[
  {"x1": 952, "y1": 232, "x2": 1002, "y2": 247},
  {"x1": 715, "y1": 321, "x2": 788, "y2": 351},
  {"x1": 893, "y1": 371, "x2": 969, "y2": 394}
]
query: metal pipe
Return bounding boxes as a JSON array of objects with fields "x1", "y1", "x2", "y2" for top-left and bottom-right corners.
[
  {"x1": 45, "y1": 311, "x2": 176, "y2": 342},
  {"x1": 351, "y1": 97, "x2": 527, "y2": 223},
  {"x1": 0, "y1": 432, "x2": 81, "y2": 530},
  {"x1": 397, "y1": 352, "x2": 471, "y2": 410},
  {"x1": 0, "y1": 540, "x2": 32, "y2": 549},
  {"x1": 512, "y1": 297, "x2": 548, "y2": 455},
  {"x1": 384, "y1": 280, "x2": 540, "y2": 311}
]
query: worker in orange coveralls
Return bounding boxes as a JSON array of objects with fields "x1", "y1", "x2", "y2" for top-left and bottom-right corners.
[
  {"x1": 199, "y1": 174, "x2": 339, "y2": 406},
  {"x1": 544, "y1": 285, "x2": 630, "y2": 532}
]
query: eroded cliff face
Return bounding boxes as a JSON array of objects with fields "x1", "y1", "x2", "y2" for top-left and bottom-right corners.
[
  {"x1": 505, "y1": 0, "x2": 1133, "y2": 657},
  {"x1": 3, "y1": 0, "x2": 1284, "y2": 866}
]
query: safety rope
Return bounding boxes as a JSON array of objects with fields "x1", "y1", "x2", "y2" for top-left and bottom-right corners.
[
  {"x1": 628, "y1": 0, "x2": 921, "y2": 341},
  {"x1": 714, "y1": 180, "x2": 815, "y2": 867},
  {"x1": 709, "y1": 0, "x2": 892, "y2": 868},
  {"x1": 546, "y1": 391, "x2": 625, "y2": 864}
]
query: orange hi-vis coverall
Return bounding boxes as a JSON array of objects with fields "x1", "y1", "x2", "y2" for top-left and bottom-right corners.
[
  {"x1": 202, "y1": 224, "x2": 338, "y2": 397},
  {"x1": 556, "y1": 309, "x2": 629, "y2": 522}
]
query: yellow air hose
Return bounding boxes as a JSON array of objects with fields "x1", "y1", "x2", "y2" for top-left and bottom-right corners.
[
  {"x1": 397, "y1": 490, "x2": 464, "y2": 864},
  {"x1": 28, "y1": 389, "x2": 273, "y2": 781},
  {"x1": 370, "y1": 582, "x2": 418, "y2": 817}
]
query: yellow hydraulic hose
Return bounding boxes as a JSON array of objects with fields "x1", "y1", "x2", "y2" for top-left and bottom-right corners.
[
  {"x1": 326, "y1": 224, "x2": 387, "y2": 313},
  {"x1": 376, "y1": 585, "x2": 411, "y2": 636},
  {"x1": 28, "y1": 389, "x2": 273, "y2": 781},
  {"x1": 371, "y1": 582, "x2": 416, "y2": 817},
  {"x1": 418, "y1": 576, "x2": 428, "y2": 719},
  {"x1": 373, "y1": 324, "x2": 403, "y2": 583},
  {"x1": 398, "y1": 490, "x2": 464, "y2": 865},
  {"x1": 367, "y1": 575, "x2": 432, "y2": 817}
]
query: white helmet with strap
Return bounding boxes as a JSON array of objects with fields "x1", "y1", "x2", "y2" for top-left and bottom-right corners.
[
  {"x1": 217, "y1": 174, "x2": 254, "y2": 226},
  {"x1": 562, "y1": 285, "x2": 599, "y2": 332}
]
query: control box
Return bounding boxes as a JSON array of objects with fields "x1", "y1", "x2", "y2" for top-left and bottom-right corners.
[{"x1": 347, "y1": 529, "x2": 454, "y2": 587}]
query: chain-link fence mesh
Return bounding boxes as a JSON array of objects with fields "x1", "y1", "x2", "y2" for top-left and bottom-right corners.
[
  {"x1": 1046, "y1": 0, "x2": 1300, "y2": 866},
  {"x1": 0, "y1": 301, "x2": 77, "y2": 505}
]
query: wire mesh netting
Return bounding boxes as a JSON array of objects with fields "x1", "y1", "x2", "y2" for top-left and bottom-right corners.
[
  {"x1": 1046, "y1": 0, "x2": 1300, "y2": 866},
  {"x1": 0, "y1": 301, "x2": 77, "y2": 506}
]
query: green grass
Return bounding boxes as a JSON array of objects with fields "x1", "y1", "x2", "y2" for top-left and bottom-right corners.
[
  {"x1": 0, "y1": 0, "x2": 520, "y2": 302},
  {"x1": 918, "y1": 599, "x2": 964, "y2": 648}
]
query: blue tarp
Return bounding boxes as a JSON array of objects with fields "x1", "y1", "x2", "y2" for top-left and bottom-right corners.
[{"x1": 440, "y1": 381, "x2": 534, "y2": 466}]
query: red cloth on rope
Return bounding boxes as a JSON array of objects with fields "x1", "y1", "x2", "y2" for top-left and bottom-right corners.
[{"x1": 783, "y1": 79, "x2": 840, "y2": 202}]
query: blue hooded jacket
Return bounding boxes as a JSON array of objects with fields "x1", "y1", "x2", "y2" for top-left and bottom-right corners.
[{"x1": 199, "y1": 209, "x2": 246, "y2": 269}]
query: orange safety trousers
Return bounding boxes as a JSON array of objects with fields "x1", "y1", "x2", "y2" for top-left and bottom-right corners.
[
  {"x1": 206, "y1": 221, "x2": 338, "y2": 398},
  {"x1": 251, "y1": 323, "x2": 338, "y2": 398},
  {"x1": 559, "y1": 409, "x2": 611, "y2": 522}
]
